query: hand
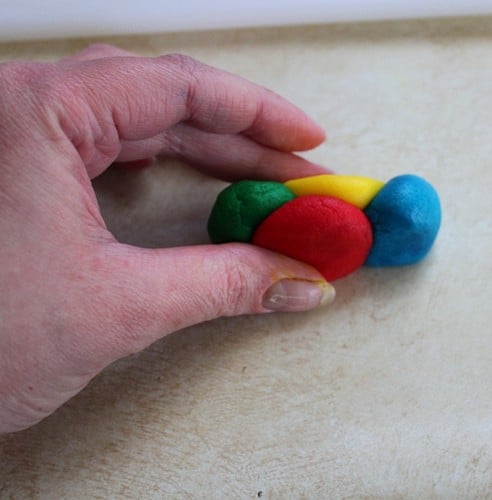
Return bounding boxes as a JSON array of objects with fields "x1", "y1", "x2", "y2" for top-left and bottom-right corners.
[{"x1": 0, "y1": 44, "x2": 334, "y2": 433}]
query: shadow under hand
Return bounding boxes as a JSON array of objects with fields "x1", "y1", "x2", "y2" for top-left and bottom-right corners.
[{"x1": 93, "y1": 158, "x2": 226, "y2": 248}]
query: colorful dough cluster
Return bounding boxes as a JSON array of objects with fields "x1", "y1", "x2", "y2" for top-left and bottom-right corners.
[{"x1": 207, "y1": 174, "x2": 441, "y2": 281}]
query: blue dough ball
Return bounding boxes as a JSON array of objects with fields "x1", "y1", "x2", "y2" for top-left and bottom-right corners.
[{"x1": 364, "y1": 174, "x2": 441, "y2": 266}]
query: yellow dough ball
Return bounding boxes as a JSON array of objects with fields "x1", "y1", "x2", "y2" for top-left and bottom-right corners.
[{"x1": 284, "y1": 174, "x2": 385, "y2": 209}]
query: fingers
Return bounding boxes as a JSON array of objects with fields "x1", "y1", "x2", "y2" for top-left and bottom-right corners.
[
  {"x1": 116, "y1": 124, "x2": 330, "y2": 181},
  {"x1": 84, "y1": 242, "x2": 334, "y2": 366},
  {"x1": 49, "y1": 51, "x2": 324, "y2": 176}
]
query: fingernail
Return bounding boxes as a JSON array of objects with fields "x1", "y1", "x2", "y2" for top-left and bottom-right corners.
[{"x1": 262, "y1": 279, "x2": 335, "y2": 312}]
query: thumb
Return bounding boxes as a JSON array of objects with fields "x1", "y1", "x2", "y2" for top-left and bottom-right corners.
[{"x1": 97, "y1": 242, "x2": 335, "y2": 361}]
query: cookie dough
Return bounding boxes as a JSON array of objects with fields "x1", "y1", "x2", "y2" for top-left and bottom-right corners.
[
  {"x1": 364, "y1": 174, "x2": 442, "y2": 266},
  {"x1": 207, "y1": 173, "x2": 441, "y2": 281},
  {"x1": 285, "y1": 174, "x2": 385, "y2": 209},
  {"x1": 207, "y1": 180, "x2": 295, "y2": 243},
  {"x1": 252, "y1": 195, "x2": 373, "y2": 281}
]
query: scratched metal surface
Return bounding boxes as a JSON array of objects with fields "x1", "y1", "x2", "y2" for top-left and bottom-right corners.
[{"x1": 1, "y1": 18, "x2": 492, "y2": 499}]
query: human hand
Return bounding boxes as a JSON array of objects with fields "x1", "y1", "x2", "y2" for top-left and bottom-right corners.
[{"x1": 0, "y1": 44, "x2": 334, "y2": 433}]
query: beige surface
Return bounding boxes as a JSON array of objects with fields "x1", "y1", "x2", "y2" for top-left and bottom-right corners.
[{"x1": 1, "y1": 18, "x2": 492, "y2": 499}]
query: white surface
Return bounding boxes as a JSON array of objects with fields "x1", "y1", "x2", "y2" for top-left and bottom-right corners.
[{"x1": 1, "y1": 0, "x2": 492, "y2": 41}]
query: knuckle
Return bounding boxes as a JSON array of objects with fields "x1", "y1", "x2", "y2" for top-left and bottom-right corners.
[
  {"x1": 211, "y1": 247, "x2": 255, "y2": 317},
  {"x1": 161, "y1": 53, "x2": 201, "y2": 74},
  {"x1": 161, "y1": 53, "x2": 204, "y2": 88},
  {"x1": 160, "y1": 53, "x2": 209, "y2": 122},
  {"x1": 162, "y1": 128, "x2": 187, "y2": 159}
]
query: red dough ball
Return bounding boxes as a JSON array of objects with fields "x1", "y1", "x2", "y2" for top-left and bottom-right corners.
[{"x1": 252, "y1": 195, "x2": 373, "y2": 281}]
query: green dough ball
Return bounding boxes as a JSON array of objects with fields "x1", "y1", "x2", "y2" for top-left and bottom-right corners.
[{"x1": 208, "y1": 180, "x2": 295, "y2": 243}]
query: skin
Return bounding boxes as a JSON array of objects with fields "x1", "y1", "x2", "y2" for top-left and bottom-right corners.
[{"x1": 0, "y1": 44, "x2": 332, "y2": 433}]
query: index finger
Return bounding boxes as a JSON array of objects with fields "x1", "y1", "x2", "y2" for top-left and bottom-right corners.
[{"x1": 54, "y1": 53, "x2": 325, "y2": 153}]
